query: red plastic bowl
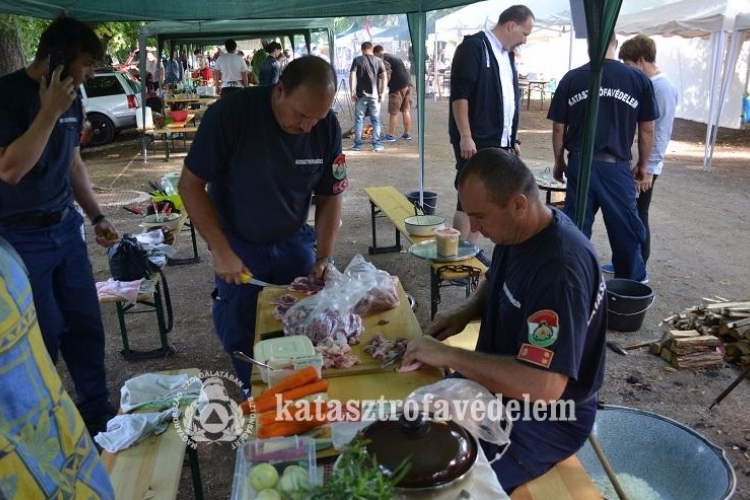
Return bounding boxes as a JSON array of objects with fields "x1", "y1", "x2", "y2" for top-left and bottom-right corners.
[{"x1": 170, "y1": 109, "x2": 188, "y2": 122}]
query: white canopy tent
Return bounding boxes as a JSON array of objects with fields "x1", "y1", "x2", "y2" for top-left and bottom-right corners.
[{"x1": 617, "y1": 0, "x2": 750, "y2": 170}]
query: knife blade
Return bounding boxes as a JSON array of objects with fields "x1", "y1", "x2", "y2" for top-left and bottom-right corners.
[
  {"x1": 240, "y1": 272, "x2": 269, "y2": 287},
  {"x1": 381, "y1": 348, "x2": 405, "y2": 369}
]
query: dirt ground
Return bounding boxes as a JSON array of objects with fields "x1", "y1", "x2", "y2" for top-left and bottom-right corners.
[{"x1": 71, "y1": 95, "x2": 750, "y2": 499}]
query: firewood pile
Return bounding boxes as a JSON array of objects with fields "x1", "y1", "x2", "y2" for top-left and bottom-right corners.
[{"x1": 653, "y1": 298, "x2": 750, "y2": 370}]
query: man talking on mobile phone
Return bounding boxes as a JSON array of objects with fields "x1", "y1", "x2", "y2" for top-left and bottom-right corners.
[{"x1": 0, "y1": 16, "x2": 119, "y2": 437}]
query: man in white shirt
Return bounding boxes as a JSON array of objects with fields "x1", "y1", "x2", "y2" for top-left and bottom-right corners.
[
  {"x1": 448, "y1": 5, "x2": 534, "y2": 266},
  {"x1": 214, "y1": 39, "x2": 249, "y2": 97}
]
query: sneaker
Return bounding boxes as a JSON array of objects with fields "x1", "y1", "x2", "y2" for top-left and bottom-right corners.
[
  {"x1": 401, "y1": 133, "x2": 413, "y2": 140},
  {"x1": 372, "y1": 144, "x2": 384, "y2": 152},
  {"x1": 349, "y1": 143, "x2": 362, "y2": 151},
  {"x1": 381, "y1": 134, "x2": 397, "y2": 142},
  {"x1": 601, "y1": 263, "x2": 614, "y2": 273},
  {"x1": 640, "y1": 274, "x2": 650, "y2": 285}
]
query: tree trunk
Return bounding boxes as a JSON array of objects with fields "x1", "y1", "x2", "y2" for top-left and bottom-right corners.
[{"x1": 0, "y1": 20, "x2": 25, "y2": 75}]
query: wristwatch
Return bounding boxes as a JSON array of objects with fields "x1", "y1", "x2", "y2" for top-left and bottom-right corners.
[{"x1": 317, "y1": 256, "x2": 335, "y2": 265}]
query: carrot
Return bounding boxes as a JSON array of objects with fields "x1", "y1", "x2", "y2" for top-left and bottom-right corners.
[
  {"x1": 258, "y1": 398, "x2": 330, "y2": 427},
  {"x1": 254, "y1": 378, "x2": 329, "y2": 414},
  {"x1": 257, "y1": 413, "x2": 328, "y2": 438},
  {"x1": 267, "y1": 366, "x2": 320, "y2": 394},
  {"x1": 239, "y1": 399, "x2": 253, "y2": 416}
]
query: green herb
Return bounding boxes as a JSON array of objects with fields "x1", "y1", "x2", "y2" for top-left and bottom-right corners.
[{"x1": 310, "y1": 438, "x2": 410, "y2": 500}]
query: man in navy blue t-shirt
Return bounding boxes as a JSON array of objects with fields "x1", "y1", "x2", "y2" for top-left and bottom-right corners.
[
  {"x1": 403, "y1": 149, "x2": 606, "y2": 493},
  {"x1": 0, "y1": 17, "x2": 118, "y2": 437},
  {"x1": 180, "y1": 56, "x2": 346, "y2": 389},
  {"x1": 547, "y1": 34, "x2": 658, "y2": 282}
]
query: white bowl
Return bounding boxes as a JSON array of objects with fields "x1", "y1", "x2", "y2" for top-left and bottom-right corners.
[
  {"x1": 140, "y1": 213, "x2": 181, "y2": 232},
  {"x1": 404, "y1": 215, "x2": 446, "y2": 236}
]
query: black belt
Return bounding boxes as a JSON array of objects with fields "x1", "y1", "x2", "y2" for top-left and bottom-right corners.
[
  {"x1": 1, "y1": 207, "x2": 72, "y2": 228},
  {"x1": 569, "y1": 152, "x2": 624, "y2": 163}
]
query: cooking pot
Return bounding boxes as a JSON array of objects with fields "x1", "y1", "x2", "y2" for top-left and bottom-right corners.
[
  {"x1": 404, "y1": 215, "x2": 446, "y2": 237},
  {"x1": 356, "y1": 413, "x2": 478, "y2": 491}
]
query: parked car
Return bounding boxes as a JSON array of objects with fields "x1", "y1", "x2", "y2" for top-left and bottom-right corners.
[{"x1": 80, "y1": 69, "x2": 142, "y2": 147}]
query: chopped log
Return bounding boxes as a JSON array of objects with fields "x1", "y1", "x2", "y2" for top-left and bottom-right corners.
[
  {"x1": 661, "y1": 348, "x2": 673, "y2": 363},
  {"x1": 668, "y1": 330, "x2": 700, "y2": 339},
  {"x1": 669, "y1": 336, "x2": 722, "y2": 356},
  {"x1": 706, "y1": 301, "x2": 750, "y2": 311},
  {"x1": 727, "y1": 317, "x2": 750, "y2": 329},
  {"x1": 670, "y1": 351, "x2": 724, "y2": 370}
]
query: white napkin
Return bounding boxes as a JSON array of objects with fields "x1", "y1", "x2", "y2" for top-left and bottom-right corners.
[
  {"x1": 120, "y1": 373, "x2": 202, "y2": 413},
  {"x1": 94, "y1": 409, "x2": 175, "y2": 453}
]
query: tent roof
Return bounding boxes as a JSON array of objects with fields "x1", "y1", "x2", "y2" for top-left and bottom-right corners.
[
  {"x1": 0, "y1": 0, "x2": 477, "y2": 22},
  {"x1": 616, "y1": 0, "x2": 750, "y2": 36},
  {"x1": 141, "y1": 19, "x2": 334, "y2": 38},
  {"x1": 141, "y1": 19, "x2": 333, "y2": 45}
]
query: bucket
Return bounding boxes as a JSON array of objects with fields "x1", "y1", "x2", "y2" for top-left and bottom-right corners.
[
  {"x1": 606, "y1": 279, "x2": 654, "y2": 332},
  {"x1": 405, "y1": 191, "x2": 438, "y2": 215}
]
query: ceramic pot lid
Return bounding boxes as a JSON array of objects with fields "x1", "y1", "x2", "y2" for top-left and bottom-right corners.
[{"x1": 358, "y1": 413, "x2": 478, "y2": 490}]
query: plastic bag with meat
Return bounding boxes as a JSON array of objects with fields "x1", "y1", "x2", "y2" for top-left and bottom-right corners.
[
  {"x1": 342, "y1": 254, "x2": 400, "y2": 316},
  {"x1": 281, "y1": 287, "x2": 364, "y2": 345}
]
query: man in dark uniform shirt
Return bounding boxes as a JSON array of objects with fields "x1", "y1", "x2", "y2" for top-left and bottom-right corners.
[
  {"x1": 0, "y1": 16, "x2": 118, "y2": 436},
  {"x1": 180, "y1": 56, "x2": 346, "y2": 390},
  {"x1": 404, "y1": 149, "x2": 607, "y2": 493},
  {"x1": 548, "y1": 34, "x2": 658, "y2": 283}
]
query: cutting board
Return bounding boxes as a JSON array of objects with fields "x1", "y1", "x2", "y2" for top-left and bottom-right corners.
[{"x1": 254, "y1": 278, "x2": 422, "y2": 380}]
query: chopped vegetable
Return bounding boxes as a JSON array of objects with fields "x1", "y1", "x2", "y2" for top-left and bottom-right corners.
[{"x1": 254, "y1": 379, "x2": 329, "y2": 414}]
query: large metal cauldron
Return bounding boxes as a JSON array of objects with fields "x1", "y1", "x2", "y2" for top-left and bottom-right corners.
[{"x1": 577, "y1": 405, "x2": 735, "y2": 500}]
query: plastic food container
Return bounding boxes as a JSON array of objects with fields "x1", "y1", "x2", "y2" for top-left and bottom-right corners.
[
  {"x1": 435, "y1": 227, "x2": 460, "y2": 257},
  {"x1": 231, "y1": 435, "x2": 317, "y2": 500},
  {"x1": 254, "y1": 336, "x2": 322, "y2": 384}
]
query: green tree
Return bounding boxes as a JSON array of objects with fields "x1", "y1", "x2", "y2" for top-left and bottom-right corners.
[{"x1": 0, "y1": 14, "x2": 48, "y2": 74}]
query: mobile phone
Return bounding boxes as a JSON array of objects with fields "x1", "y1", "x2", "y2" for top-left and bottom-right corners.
[{"x1": 48, "y1": 51, "x2": 69, "y2": 82}]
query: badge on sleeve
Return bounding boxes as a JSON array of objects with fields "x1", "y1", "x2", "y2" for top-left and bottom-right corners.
[
  {"x1": 527, "y1": 309, "x2": 559, "y2": 347},
  {"x1": 518, "y1": 343, "x2": 554, "y2": 369},
  {"x1": 333, "y1": 153, "x2": 347, "y2": 180}
]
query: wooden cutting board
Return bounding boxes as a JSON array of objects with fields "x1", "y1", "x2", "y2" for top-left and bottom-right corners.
[{"x1": 254, "y1": 278, "x2": 422, "y2": 380}]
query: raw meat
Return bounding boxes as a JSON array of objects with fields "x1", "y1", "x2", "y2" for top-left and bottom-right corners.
[{"x1": 271, "y1": 294, "x2": 299, "y2": 320}]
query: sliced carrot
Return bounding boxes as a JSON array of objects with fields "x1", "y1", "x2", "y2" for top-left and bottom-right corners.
[
  {"x1": 257, "y1": 413, "x2": 328, "y2": 438},
  {"x1": 258, "y1": 398, "x2": 330, "y2": 427},
  {"x1": 254, "y1": 378, "x2": 329, "y2": 414},
  {"x1": 239, "y1": 399, "x2": 254, "y2": 416},
  {"x1": 267, "y1": 366, "x2": 320, "y2": 394}
]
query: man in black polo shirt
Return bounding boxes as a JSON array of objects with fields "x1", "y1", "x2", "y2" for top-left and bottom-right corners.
[
  {"x1": 181, "y1": 56, "x2": 346, "y2": 390},
  {"x1": 0, "y1": 16, "x2": 118, "y2": 436},
  {"x1": 373, "y1": 45, "x2": 413, "y2": 142}
]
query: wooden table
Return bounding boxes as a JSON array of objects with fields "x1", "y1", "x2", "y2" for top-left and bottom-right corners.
[
  {"x1": 519, "y1": 79, "x2": 552, "y2": 110},
  {"x1": 101, "y1": 368, "x2": 204, "y2": 500},
  {"x1": 253, "y1": 281, "x2": 601, "y2": 499}
]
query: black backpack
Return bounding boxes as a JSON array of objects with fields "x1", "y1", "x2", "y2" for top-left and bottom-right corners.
[{"x1": 107, "y1": 234, "x2": 157, "y2": 281}]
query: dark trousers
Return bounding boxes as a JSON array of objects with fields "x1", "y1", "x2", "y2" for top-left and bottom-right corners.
[
  {"x1": 564, "y1": 155, "x2": 647, "y2": 281},
  {"x1": 0, "y1": 210, "x2": 114, "y2": 432},
  {"x1": 212, "y1": 224, "x2": 316, "y2": 391},
  {"x1": 636, "y1": 174, "x2": 658, "y2": 264}
]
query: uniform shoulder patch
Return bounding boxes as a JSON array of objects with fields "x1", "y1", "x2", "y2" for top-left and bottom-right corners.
[
  {"x1": 527, "y1": 309, "x2": 559, "y2": 347},
  {"x1": 332, "y1": 153, "x2": 347, "y2": 180},
  {"x1": 517, "y1": 342, "x2": 554, "y2": 369}
]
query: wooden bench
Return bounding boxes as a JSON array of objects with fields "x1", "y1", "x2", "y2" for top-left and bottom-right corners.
[
  {"x1": 100, "y1": 368, "x2": 205, "y2": 500},
  {"x1": 447, "y1": 324, "x2": 602, "y2": 500},
  {"x1": 364, "y1": 186, "x2": 488, "y2": 318},
  {"x1": 143, "y1": 114, "x2": 199, "y2": 161},
  {"x1": 98, "y1": 272, "x2": 174, "y2": 360}
]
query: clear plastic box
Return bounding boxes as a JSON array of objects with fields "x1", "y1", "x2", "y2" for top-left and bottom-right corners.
[
  {"x1": 264, "y1": 355, "x2": 324, "y2": 387},
  {"x1": 254, "y1": 336, "x2": 321, "y2": 384},
  {"x1": 231, "y1": 436, "x2": 317, "y2": 500}
]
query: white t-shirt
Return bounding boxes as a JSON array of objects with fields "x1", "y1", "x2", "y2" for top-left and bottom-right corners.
[
  {"x1": 215, "y1": 53, "x2": 247, "y2": 88},
  {"x1": 484, "y1": 28, "x2": 516, "y2": 148}
]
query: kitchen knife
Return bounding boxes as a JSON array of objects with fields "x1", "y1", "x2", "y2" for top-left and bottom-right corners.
[{"x1": 240, "y1": 272, "x2": 270, "y2": 287}]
